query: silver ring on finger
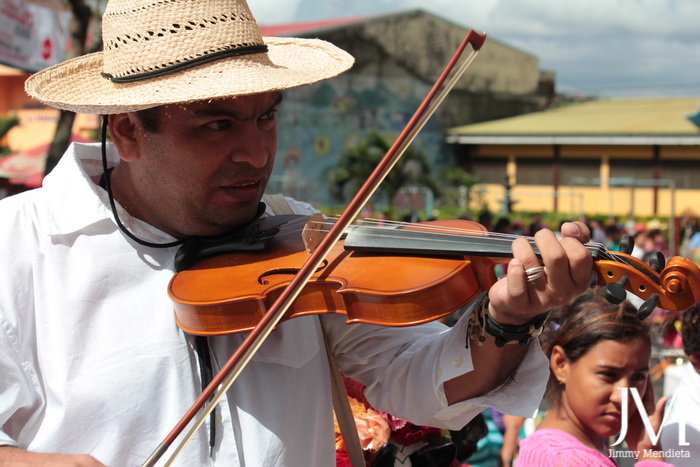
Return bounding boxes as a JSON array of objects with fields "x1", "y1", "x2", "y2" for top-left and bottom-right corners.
[{"x1": 525, "y1": 266, "x2": 546, "y2": 282}]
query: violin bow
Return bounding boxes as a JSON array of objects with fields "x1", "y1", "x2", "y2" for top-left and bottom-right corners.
[{"x1": 143, "y1": 30, "x2": 487, "y2": 467}]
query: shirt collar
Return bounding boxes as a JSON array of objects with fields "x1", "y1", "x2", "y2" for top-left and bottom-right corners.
[{"x1": 41, "y1": 142, "x2": 179, "y2": 245}]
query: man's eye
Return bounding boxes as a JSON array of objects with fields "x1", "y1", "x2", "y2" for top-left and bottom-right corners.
[
  {"x1": 260, "y1": 109, "x2": 278, "y2": 121},
  {"x1": 205, "y1": 120, "x2": 231, "y2": 130}
]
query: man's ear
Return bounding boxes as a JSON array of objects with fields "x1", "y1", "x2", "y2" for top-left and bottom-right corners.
[
  {"x1": 550, "y1": 345, "x2": 570, "y2": 384},
  {"x1": 108, "y1": 113, "x2": 142, "y2": 162}
]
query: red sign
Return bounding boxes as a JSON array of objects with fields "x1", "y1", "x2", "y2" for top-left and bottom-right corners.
[
  {"x1": 41, "y1": 37, "x2": 51, "y2": 61},
  {"x1": 0, "y1": 0, "x2": 71, "y2": 72}
]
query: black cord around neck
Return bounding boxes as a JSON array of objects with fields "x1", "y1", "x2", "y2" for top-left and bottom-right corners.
[
  {"x1": 100, "y1": 117, "x2": 217, "y2": 453},
  {"x1": 100, "y1": 115, "x2": 184, "y2": 249}
]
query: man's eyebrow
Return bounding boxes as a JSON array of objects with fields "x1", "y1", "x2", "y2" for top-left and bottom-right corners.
[{"x1": 192, "y1": 92, "x2": 284, "y2": 119}]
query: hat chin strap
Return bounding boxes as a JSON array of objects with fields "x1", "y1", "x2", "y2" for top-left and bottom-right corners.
[{"x1": 100, "y1": 115, "x2": 184, "y2": 249}]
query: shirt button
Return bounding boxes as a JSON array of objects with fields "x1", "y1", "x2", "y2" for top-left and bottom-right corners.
[{"x1": 452, "y1": 356, "x2": 463, "y2": 368}]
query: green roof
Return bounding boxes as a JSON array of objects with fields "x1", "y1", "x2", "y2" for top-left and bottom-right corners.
[{"x1": 448, "y1": 97, "x2": 700, "y2": 136}]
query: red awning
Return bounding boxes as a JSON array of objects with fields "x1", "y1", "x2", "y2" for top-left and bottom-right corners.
[{"x1": 0, "y1": 135, "x2": 93, "y2": 188}]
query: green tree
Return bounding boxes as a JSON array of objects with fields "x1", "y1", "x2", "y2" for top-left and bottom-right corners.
[
  {"x1": 441, "y1": 166, "x2": 481, "y2": 214},
  {"x1": 328, "y1": 130, "x2": 440, "y2": 219},
  {"x1": 0, "y1": 115, "x2": 20, "y2": 156}
]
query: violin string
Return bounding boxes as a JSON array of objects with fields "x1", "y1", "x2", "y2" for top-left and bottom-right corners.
[
  {"x1": 266, "y1": 216, "x2": 629, "y2": 263},
  {"x1": 259, "y1": 216, "x2": 643, "y2": 272},
  {"x1": 281, "y1": 215, "x2": 508, "y2": 242},
  {"x1": 269, "y1": 217, "x2": 508, "y2": 244},
  {"x1": 304, "y1": 216, "x2": 521, "y2": 239},
  {"x1": 270, "y1": 215, "x2": 597, "y2": 249},
  {"x1": 341, "y1": 219, "x2": 635, "y2": 268}
]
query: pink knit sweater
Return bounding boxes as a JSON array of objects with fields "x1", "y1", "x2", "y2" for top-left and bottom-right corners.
[{"x1": 515, "y1": 429, "x2": 673, "y2": 467}]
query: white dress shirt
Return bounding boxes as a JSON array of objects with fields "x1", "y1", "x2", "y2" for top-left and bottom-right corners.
[
  {"x1": 0, "y1": 143, "x2": 548, "y2": 466},
  {"x1": 660, "y1": 361, "x2": 700, "y2": 466}
]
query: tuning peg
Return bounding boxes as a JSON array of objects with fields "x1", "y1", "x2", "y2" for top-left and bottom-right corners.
[
  {"x1": 619, "y1": 235, "x2": 635, "y2": 255},
  {"x1": 636, "y1": 293, "x2": 658, "y2": 320},
  {"x1": 604, "y1": 275, "x2": 629, "y2": 305},
  {"x1": 647, "y1": 251, "x2": 666, "y2": 273}
]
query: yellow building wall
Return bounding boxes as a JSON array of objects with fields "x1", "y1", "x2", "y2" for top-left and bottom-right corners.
[
  {"x1": 1, "y1": 66, "x2": 99, "y2": 152},
  {"x1": 467, "y1": 143, "x2": 700, "y2": 219},
  {"x1": 7, "y1": 109, "x2": 98, "y2": 152},
  {"x1": 471, "y1": 183, "x2": 694, "y2": 219}
]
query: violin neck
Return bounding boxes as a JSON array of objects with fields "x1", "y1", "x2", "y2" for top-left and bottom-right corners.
[
  {"x1": 344, "y1": 225, "x2": 614, "y2": 263},
  {"x1": 343, "y1": 226, "x2": 536, "y2": 259}
]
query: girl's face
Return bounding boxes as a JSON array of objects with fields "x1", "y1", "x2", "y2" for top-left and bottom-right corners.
[{"x1": 551, "y1": 337, "x2": 651, "y2": 448}]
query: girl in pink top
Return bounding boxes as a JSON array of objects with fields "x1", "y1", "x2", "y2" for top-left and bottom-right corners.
[{"x1": 515, "y1": 288, "x2": 672, "y2": 466}]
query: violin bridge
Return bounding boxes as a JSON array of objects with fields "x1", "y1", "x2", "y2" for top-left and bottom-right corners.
[{"x1": 303, "y1": 213, "x2": 328, "y2": 254}]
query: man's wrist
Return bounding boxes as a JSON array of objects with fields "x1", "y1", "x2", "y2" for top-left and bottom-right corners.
[
  {"x1": 469, "y1": 295, "x2": 549, "y2": 348},
  {"x1": 487, "y1": 306, "x2": 533, "y2": 326}
]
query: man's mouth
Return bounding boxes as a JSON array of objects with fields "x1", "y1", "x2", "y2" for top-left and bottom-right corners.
[
  {"x1": 220, "y1": 179, "x2": 262, "y2": 200},
  {"x1": 230, "y1": 181, "x2": 259, "y2": 189}
]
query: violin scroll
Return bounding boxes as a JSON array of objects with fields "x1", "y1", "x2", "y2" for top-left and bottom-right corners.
[
  {"x1": 595, "y1": 250, "x2": 700, "y2": 317},
  {"x1": 659, "y1": 255, "x2": 700, "y2": 300}
]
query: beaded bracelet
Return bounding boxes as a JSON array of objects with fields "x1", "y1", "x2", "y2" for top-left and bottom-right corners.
[{"x1": 468, "y1": 293, "x2": 550, "y2": 348}]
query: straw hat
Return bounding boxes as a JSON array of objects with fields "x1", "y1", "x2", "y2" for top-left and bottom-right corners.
[{"x1": 25, "y1": 0, "x2": 354, "y2": 114}]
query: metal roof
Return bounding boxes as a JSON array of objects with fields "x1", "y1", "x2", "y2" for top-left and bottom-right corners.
[
  {"x1": 447, "y1": 97, "x2": 700, "y2": 145},
  {"x1": 258, "y1": 16, "x2": 371, "y2": 36}
]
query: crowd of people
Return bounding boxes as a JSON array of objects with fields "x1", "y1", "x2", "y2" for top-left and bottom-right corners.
[{"x1": 478, "y1": 210, "x2": 672, "y2": 260}]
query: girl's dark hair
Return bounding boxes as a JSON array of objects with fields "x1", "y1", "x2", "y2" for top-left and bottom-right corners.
[
  {"x1": 680, "y1": 300, "x2": 700, "y2": 358},
  {"x1": 541, "y1": 286, "x2": 651, "y2": 405}
]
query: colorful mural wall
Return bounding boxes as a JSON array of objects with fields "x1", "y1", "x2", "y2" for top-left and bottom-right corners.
[{"x1": 269, "y1": 72, "x2": 452, "y2": 211}]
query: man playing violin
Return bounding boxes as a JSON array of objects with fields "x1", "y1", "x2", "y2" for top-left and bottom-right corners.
[{"x1": 0, "y1": 0, "x2": 592, "y2": 465}]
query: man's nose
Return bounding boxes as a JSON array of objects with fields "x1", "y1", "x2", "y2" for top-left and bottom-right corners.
[{"x1": 229, "y1": 122, "x2": 270, "y2": 168}]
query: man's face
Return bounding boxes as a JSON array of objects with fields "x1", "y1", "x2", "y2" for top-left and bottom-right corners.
[{"x1": 118, "y1": 92, "x2": 282, "y2": 238}]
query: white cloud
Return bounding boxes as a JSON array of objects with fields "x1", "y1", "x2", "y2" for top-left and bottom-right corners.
[{"x1": 251, "y1": 0, "x2": 700, "y2": 97}]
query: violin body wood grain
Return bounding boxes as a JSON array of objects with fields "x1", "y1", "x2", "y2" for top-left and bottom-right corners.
[{"x1": 168, "y1": 218, "x2": 499, "y2": 335}]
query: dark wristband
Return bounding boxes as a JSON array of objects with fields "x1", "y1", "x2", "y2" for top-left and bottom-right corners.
[{"x1": 469, "y1": 293, "x2": 550, "y2": 348}]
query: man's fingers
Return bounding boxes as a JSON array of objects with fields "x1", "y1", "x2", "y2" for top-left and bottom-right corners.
[
  {"x1": 560, "y1": 236, "x2": 594, "y2": 291},
  {"x1": 560, "y1": 221, "x2": 591, "y2": 243}
]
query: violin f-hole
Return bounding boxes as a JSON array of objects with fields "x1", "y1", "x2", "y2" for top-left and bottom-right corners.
[{"x1": 258, "y1": 260, "x2": 329, "y2": 285}]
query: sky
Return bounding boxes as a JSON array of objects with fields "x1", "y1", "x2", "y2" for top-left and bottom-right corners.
[{"x1": 250, "y1": 0, "x2": 700, "y2": 98}]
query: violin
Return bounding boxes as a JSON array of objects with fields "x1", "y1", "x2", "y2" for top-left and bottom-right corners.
[{"x1": 168, "y1": 214, "x2": 700, "y2": 336}]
